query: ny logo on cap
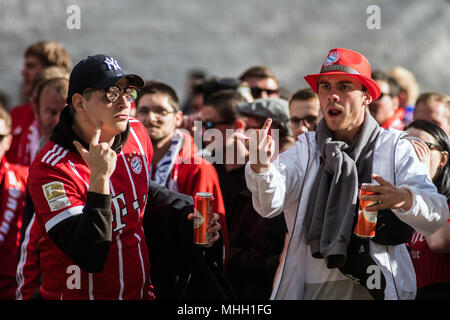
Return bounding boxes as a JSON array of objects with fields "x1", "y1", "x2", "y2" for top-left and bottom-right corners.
[{"x1": 104, "y1": 57, "x2": 122, "y2": 71}]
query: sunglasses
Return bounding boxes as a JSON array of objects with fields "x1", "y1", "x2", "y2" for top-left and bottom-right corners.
[
  {"x1": 423, "y1": 141, "x2": 445, "y2": 152},
  {"x1": 405, "y1": 136, "x2": 445, "y2": 152},
  {"x1": 202, "y1": 120, "x2": 232, "y2": 130},
  {"x1": 84, "y1": 85, "x2": 138, "y2": 103},
  {"x1": 375, "y1": 92, "x2": 393, "y2": 101},
  {"x1": 290, "y1": 115, "x2": 318, "y2": 127},
  {"x1": 250, "y1": 87, "x2": 279, "y2": 98},
  {"x1": 0, "y1": 134, "x2": 7, "y2": 142},
  {"x1": 136, "y1": 106, "x2": 175, "y2": 118}
]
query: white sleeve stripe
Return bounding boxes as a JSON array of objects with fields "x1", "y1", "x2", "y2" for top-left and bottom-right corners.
[
  {"x1": 41, "y1": 144, "x2": 59, "y2": 163},
  {"x1": 51, "y1": 149, "x2": 69, "y2": 166},
  {"x1": 69, "y1": 160, "x2": 89, "y2": 188},
  {"x1": 44, "y1": 205, "x2": 84, "y2": 232},
  {"x1": 45, "y1": 146, "x2": 63, "y2": 164}
]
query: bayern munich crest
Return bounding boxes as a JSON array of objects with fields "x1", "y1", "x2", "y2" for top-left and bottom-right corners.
[
  {"x1": 323, "y1": 50, "x2": 340, "y2": 67},
  {"x1": 130, "y1": 155, "x2": 143, "y2": 174}
]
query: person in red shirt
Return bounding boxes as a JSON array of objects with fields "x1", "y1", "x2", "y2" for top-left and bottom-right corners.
[
  {"x1": 26, "y1": 54, "x2": 223, "y2": 301},
  {"x1": 135, "y1": 81, "x2": 228, "y2": 298},
  {"x1": 27, "y1": 54, "x2": 156, "y2": 300},
  {"x1": 0, "y1": 107, "x2": 28, "y2": 299},
  {"x1": 15, "y1": 71, "x2": 70, "y2": 300},
  {"x1": 6, "y1": 41, "x2": 72, "y2": 164},
  {"x1": 368, "y1": 70, "x2": 405, "y2": 130},
  {"x1": 404, "y1": 119, "x2": 450, "y2": 299},
  {"x1": 16, "y1": 76, "x2": 69, "y2": 167}
]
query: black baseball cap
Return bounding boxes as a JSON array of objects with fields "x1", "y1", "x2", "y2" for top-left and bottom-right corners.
[{"x1": 66, "y1": 54, "x2": 144, "y2": 104}]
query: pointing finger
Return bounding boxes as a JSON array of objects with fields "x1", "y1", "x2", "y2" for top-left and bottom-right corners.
[
  {"x1": 91, "y1": 121, "x2": 103, "y2": 147},
  {"x1": 262, "y1": 118, "x2": 272, "y2": 130}
]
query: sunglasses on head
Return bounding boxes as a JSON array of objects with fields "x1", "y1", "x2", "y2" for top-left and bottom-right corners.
[
  {"x1": 84, "y1": 85, "x2": 138, "y2": 103},
  {"x1": 250, "y1": 87, "x2": 279, "y2": 98}
]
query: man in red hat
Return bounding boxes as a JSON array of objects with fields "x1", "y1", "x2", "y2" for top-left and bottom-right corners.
[{"x1": 238, "y1": 48, "x2": 449, "y2": 300}]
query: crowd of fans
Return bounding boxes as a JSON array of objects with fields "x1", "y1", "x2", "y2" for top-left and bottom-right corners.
[{"x1": 0, "y1": 40, "x2": 449, "y2": 300}]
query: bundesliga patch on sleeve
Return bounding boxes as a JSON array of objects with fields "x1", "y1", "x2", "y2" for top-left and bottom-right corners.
[{"x1": 42, "y1": 181, "x2": 71, "y2": 212}]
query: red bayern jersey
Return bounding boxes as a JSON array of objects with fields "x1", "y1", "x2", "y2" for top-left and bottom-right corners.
[
  {"x1": 28, "y1": 118, "x2": 153, "y2": 300},
  {"x1": 408, "y1": 213, "x2": 450, "y2": 289},
  {"x1": 15, "y1": 119, "x2": 40, "y2": 167},
  {"x1": 5, "y1": 103, "x2": 35, "y2": 164},
  {"x1": 0, "y1": 158, "x2": 28, "y2": 299}
]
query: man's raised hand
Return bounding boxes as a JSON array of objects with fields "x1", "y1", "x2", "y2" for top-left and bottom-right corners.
[
  {"x1": 73, "y1": 122, "x2": 117, "y2": 194},
  {"x1": 234, "y1": 118, "x2": 275, "y2": 173}
]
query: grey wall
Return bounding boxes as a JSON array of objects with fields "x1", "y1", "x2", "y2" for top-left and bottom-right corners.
[{"x1": 0, "y1": 0, "x2": 449, "y2": 108}]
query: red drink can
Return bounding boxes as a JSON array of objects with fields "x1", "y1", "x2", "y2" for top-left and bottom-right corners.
[
  {"x1": 354, "y1": 184, "x2": 378, "y2": 238},
  {"x1": 193, "y1": 192, "x2": 213, "y2": 246}
]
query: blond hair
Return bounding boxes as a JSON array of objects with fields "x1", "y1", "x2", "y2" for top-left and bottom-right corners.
[
  {"x1": 25, "y1": 41, "x2": 72, "y2": 73},
  {"x1": 0, "y1": 107, "x2": 11, "y2": 132},
  {"x1": 388, "y1": 66, "x2": 419, "y2": 106}
]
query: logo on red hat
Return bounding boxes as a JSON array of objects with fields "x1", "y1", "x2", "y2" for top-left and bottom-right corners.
[{"x1": 323, "y1": 50, "x2": 340, "y2": 67}]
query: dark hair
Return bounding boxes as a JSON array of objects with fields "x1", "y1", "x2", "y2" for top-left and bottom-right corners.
[
  {"x1": 404, "y1": 119, "x2": 450, "y2": 200},
  {"x1": 289, "y1": 87, "x2": 318, "y2": 104},
  {"x1": 371, "y1": 70, "x2": 400, "y2": 97},
  {"x1": 136, "y1": 81, "x2": 179, "y2": 112},
  {"x1": 203, "y1": 90, "x2": 246, "y2": 124},
  {"x1": 238, "y1": 66, "x2": 279, "y2": 85}
]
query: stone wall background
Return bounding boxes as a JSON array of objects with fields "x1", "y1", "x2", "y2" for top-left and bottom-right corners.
[{"x1": 0, "y1": 0, "x2": 449, "y2": 108}]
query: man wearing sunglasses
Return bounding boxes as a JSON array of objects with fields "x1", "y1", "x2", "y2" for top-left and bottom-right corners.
[
  {"x1": 239, "y1": 66, "x2": 280, "y2": 100},
  {"x1": 26, "y1": 55, "x2": 220, "y2": 300},
  {"x1": 25, "y1": 54, "x2": 153, "y2": 300},
  {"x1": 289, "y1": 87, "x2": 322, "y2": 139}
]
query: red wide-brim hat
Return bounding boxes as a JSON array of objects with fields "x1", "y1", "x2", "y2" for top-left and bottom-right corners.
[{"x1": 304, "y1": 48, "x2": 381, "y2": 101}]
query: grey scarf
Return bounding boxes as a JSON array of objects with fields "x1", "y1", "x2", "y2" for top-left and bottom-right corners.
[{"x1": 304, "y1": 110, "x2": 381, "y2": 268}]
